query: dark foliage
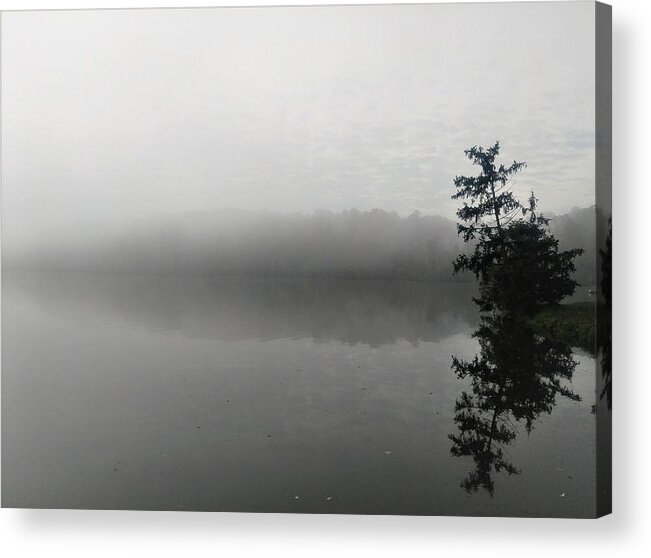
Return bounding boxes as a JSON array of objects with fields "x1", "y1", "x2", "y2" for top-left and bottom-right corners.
[
  {"x1": 452, "y1": 141, "x2": 526, "y2": 242},
  {"x1": 452, "y1": 142, "x2": 584, "y2": 315},
  {"x1": 470, "y1": 221, "x2": 583, "y2": 314},
  {"x1": 599, "y1": 218, "x2": 612, "y2": 409},
  {"x1": 600, "y1": 218, "x2": 612, "y2": 305}
]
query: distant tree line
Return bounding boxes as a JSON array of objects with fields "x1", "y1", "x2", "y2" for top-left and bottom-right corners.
[{"x1": 9, "y1": 206, "x2": 596, "y2": 284}]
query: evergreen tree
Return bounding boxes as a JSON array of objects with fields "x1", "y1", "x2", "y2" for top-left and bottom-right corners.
[
  {"x1": 452, "y1": 142, "x2": 583, "y2": 315},
  {"x1": 452, "y1": 141, "x2": 526, "y2": 242}
]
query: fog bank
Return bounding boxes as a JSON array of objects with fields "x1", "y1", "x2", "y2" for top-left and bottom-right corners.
[{"x1": 4, "y1": 207, "x2": 596, "y2": 285}]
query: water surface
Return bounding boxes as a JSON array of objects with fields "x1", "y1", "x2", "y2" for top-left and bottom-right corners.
[{"x1": 2, "y1": 272, "x2": 596, "y2": 516}]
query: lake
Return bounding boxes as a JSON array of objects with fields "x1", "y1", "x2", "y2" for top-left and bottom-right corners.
[{"x1": 2, "y1": 271, "x2": 597, "y2": 516}]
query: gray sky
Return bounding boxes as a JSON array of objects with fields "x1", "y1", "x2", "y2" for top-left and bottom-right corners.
[{"x1": 2, "y1": 3, "x2": 595, "y2": 249}]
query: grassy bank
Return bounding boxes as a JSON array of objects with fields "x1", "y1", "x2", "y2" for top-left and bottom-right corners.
[{"x1": 528, "y1": 301, "x2": 596, "y2": 353}]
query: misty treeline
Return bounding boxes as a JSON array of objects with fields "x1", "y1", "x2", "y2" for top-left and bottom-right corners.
[{"x1": 9, "y1": 206, "x2": 596, "y2": 284}]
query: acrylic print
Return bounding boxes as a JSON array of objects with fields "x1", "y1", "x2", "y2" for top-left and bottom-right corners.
[{"x1": 1, "y1": 2, "x2": 611, "y2": 517}]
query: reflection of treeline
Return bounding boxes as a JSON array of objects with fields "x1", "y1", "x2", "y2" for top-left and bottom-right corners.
[
  {"x1": 8, "y1": 207, "x2": 595, "y2": 283},
  {"x1": 5, "y1": 272, "x2": 478, "y2": 346}
]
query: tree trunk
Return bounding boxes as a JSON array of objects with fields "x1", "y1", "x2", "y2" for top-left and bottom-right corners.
[{"x1": 490, "y1": 179, "x2": 502, "y2": 233}]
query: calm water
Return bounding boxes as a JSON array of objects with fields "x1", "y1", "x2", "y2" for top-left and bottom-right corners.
[{"x1": 2, "y1": 272, "x2": 597, "y2": 516}]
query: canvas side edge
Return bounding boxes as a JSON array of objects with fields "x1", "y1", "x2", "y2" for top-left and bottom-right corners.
[{"x1": 595, "y1": 0, "x2": 612, "y2": 519}]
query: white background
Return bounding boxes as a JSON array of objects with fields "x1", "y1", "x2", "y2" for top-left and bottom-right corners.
[{"x1": 0, "y1": 0, "x2": 648, "y2": 556}]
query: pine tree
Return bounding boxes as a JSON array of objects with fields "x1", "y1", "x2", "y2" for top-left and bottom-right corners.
[{"x1": 452, "y1": 142, "x2": 583, "y2": 315}]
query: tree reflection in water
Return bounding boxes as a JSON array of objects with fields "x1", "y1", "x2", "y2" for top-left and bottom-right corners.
[
  {"x1": 599, "y1": 217, "x2": 612, "y2": 410},
  {"x1": 449, "y1": 314, "x2": 580, "y2": 495}
]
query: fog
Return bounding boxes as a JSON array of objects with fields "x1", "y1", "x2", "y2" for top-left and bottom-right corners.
[
  {"x1": 5, "y1": 209, "x2": 462, "y2": 279},
  {"x1": 5, "y1": 207, "x2": 596, "y2": 286},
  {"x1": 2, "y1": 3, "x2": 595, "y2": 258}
]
